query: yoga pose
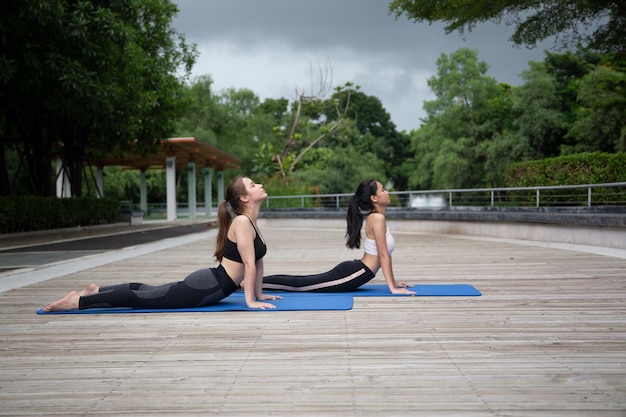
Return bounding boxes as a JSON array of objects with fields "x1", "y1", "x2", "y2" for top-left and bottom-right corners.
[
  {"x1": 263, "y1": 179, "x2": 415, "y2": 295},
  {"x1": 43, "y1": 176, "x2": 281, "y2": 312}
]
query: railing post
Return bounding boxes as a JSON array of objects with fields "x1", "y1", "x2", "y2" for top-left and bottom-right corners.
[
  {"x1": 536, "y1": 189, "x2": 540, "y2": 207},
  {"x1": 491, "y1": 190, "x2": 494, "y2": 207},
  {"x1": 588, "y1": 187, "x2": 592, "y2": 207},
  {"x1": 301, "y1": 197, "x2": 304, "y2": 208},
  {"x1": 449, "y1": 192, "x2": 452, "y2": 207}
]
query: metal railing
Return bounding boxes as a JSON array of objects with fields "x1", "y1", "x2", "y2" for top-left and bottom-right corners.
[{"x1": 263, "y1": 182, "x2": 626, "y2": 210}]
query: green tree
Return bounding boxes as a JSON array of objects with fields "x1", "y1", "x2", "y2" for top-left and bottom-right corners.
[
  {"x1": 389, "y1": 0, "x2": 626, "y2": 54},
  {"x1": 409, "y1": 121, "x2": 437, "y2": 190},
  {"x1": 177, "y1": 78, "x2": 281, "y2": 174},
  {"x1": 0, "y1": 0, "x2": 197, "y2": 196},
  {"x1": 258, "y1": 98, "x2": 290, "y2": 126},
  {"x1": 511, "y1": 50, "x2": 616, "y2": 157},
  {"x1": 258, "y1": 81, "x2": 357, "y2": 178},
  {"x1": 482, "y1": 130, "x2": 534, "y2": 189},
  {"x1": 511, "y1": 61, "x2": 566, "y2": 158},
  {"x1": 295, "y1": 145, "x2": 386, "y2": 195},
  {"x1": 175, "y1": 75, "x2": 224, "y2": 143},
  {"x1": 567, "y1": 63, "x2": 626, "y2": 152},
  {"x1": 544, "y1": 50, "x2": 603, "y2": 125},
  {"x1": 409, "y1": 48, "x2": 509, "y2": 189},
  {"x1": 327, "y1": 90, "x2": 412, "y2": 190}
]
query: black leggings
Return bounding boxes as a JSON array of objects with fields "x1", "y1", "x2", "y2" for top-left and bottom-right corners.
[
  {"x1": 79, "y1": 265, "x2": 238, "y2": 310},
  {"x1": 262, "y1": 260, "x2": 375, "y2": 292}
]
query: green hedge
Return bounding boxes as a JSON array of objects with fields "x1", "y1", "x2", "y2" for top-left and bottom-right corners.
[
  {"x1": 505, "y1": 152, "x2": 626, "y2": 186},
  {"x1": 504, "y1": 152, "x2": 626, "y2": 206},
  {"x1": 0, "y1": 197, "x2": 120, "y2": 234}
]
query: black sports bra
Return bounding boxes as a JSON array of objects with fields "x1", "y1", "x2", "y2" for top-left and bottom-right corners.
[{"x1": 223, "y1": 216, "x2": 267, "y2": 263}]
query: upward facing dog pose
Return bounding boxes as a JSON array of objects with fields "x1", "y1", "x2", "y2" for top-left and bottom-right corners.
[
  {"x1": 43, "y1": 176, "x2": 281, "y2": 312},
  {"x1": 263, "y1": 179, "x2": 415, "y2": 295}
]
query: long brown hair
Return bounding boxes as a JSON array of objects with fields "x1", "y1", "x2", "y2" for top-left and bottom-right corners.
[{"x1": 214, "y1": 176, "x2": 248, "y2": 261}]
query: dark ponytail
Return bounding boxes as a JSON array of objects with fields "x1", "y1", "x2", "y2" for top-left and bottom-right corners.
[
  {"x1": 214, "y1": 176, "x2": 247, "y2": 261},
  {"x1": 345, "y1": 179, "x2": 378, "y2": 249}
]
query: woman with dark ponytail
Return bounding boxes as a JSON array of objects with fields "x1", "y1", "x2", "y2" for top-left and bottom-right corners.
[
  {"x1": 43, "y1": 176, "x2": 280, "y2": 312},
  {"x1": 263, "y1": 179, "x2": 415, "y2": 294}
]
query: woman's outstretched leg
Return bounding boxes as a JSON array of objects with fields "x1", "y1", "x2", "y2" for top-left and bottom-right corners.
[
  {"x1": 263, "y1": 260, "x2": 375, "y2": 292},
  {"x1": 43, "y1": 291, "x2": 80, "y2": 312},
  {"x1": 43, "y1": 284, "x2": 98, "y2": 312},
  {"x1": 78, "y1": 284, "x2": 99, "y2": 296}
]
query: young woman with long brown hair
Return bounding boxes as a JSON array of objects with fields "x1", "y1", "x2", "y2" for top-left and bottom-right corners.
[{"x1": 43, "y1": 176, "x2": 280, "y2": 312}]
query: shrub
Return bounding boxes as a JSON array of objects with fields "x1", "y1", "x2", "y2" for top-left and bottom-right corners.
[
  {"x1": 0, "y1": 197, "x2": 119, "y2": 233},
  {"x1": 504, "y1": 152, "x2": 626, "y2": 206}
]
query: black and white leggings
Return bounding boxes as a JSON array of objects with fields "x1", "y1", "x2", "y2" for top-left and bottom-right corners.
[
  {"x1": 262, "y1": 260, "x2": 375, "y2": 292},
  {"x1": 79, "y1": 265, "x2": 238, "y2": 310}
]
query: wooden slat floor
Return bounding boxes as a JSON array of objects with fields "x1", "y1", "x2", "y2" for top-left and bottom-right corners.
[{"x1": 1, "y1": 218, "x2": 625, "y2": 416}]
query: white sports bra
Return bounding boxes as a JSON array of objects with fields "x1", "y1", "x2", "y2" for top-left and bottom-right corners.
[{"x1": 364, "y1": 227, "x2": 395, "y2": 256}]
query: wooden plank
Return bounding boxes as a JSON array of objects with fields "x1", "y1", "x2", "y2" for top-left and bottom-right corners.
[{"x1": 0, "y1": 218, "x2": 625, "y2": 416}]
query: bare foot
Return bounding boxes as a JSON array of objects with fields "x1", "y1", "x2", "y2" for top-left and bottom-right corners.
[
  {"x1": 43, "y1": 291, "x2": 80, "y2": 312},
  {"x1": 78, "y1": 283, "x2": 99, "y2": 296}
]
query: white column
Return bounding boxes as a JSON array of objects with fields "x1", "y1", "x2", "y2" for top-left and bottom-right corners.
[
  {"x1": 166, "y1": 156, "x2": 176, "y2": 221},
  {"x1": 187, "y1": 162, "x2": 196, "y2": 219},
  {"x1": 55, "y1": 158, "x2": 71, "y2": 198},
  {"x1": 204, "y1": 167, "x2": 213, "y2": 217},
  {"x1": 96, "y1": 167, "x2": 104, "y2": 198},
  {"x1": 55, "y1": 159, "x2": 62, "y2": 197},
  {"x1": 217, "y1": 171, "x2": 224, "y2": 203},
  {"x1": 140, "y1": 170, "x2": 148, "y2": 213}
]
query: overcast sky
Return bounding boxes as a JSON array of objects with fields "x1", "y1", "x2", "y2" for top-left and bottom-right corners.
[{"x1": 171, "y1": 0, "x2": 555, "y2": 132}]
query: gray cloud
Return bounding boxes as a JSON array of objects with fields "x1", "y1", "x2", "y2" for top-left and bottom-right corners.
[{"x1": 172, "y1": 0, "x2": 554, "y2": 131}]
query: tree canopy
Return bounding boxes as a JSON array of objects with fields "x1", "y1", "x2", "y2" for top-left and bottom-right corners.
[
  {"x1": 74, "y1": 47, "x2": 626, "y2": 205},
  {"x1": 2, "y1": 2, "x2": 624, "y2": 205},
  {"x1": 0, "y1": 0, "x2": 197, "y2": 196},
  {"x1": 406, "y1": 47, "x2": 625, "y2": 191},
  {"x1": 388, "y1": 0, "x2": 626, "y2": 55}
]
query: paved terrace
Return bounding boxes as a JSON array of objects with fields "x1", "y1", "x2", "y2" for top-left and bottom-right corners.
[{"x1": 0, "y1": 217, "x2": 625, "y2": 416}]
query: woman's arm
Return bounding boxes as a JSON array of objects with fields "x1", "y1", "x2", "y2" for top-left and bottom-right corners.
[
  {"x1": 234, "y1": 218, "x2": 277, "y2": 309},
  {"x1": 254, "y1": 259, "x2": 282, "y2": 302},
  {"x1": 370, "y1": 214, "x2": 415, "y2": 295}
]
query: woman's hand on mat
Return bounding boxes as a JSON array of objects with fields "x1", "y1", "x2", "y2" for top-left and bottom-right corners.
[
  {"x1": 247, "y1": 300, "x2": 277, "y2": 309},
  {"x1": 247, "y1": 294, "x2": 282, "y2": 309},
  {"x1": 390, "y1": 286, "x2": 416, "y2": 295},
  {"x1": 258, "y1": 294, "x2": 283, "y2": 301}
]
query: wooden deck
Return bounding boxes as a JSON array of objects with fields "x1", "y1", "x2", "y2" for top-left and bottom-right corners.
[{"x1": 1, "y1": 218, "x2": 626, "y2": 416}]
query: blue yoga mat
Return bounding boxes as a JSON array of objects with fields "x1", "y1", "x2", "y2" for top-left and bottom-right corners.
[
  {"x1": 349, "y1": 283, "x2": 481, "y2": 296},
  {"x1": 259, "y1": 283, "x2": 481, "y2": 297},
  {"x1": 37, "y1": 294, "x2": 353, "y2": 314}
]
